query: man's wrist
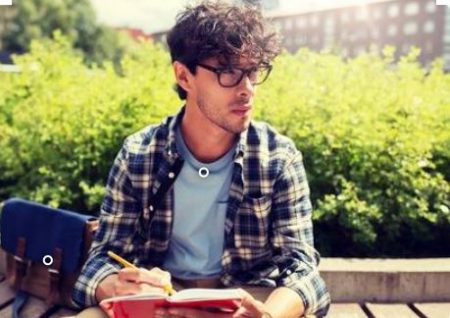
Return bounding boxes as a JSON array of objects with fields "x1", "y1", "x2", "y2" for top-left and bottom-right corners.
[{"x1": 95, "y1": 273, "x2": 119, "y2": 302}]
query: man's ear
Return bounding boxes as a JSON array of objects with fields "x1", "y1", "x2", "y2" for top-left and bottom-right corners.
[{"x1": 173, "y1": 61, "x2": 194, "y2": 94}]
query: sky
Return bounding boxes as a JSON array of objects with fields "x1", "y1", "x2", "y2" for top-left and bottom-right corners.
[{"x1": 90, "y1": 0, "x2": 377, "y2": 33}]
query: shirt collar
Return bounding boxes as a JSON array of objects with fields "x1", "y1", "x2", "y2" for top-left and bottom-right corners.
[{"x1": 164, "y1": 106, "x2": 185, "y2": 161}]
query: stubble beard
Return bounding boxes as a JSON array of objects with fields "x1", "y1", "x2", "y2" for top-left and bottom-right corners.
[{"x1": 197, "y1": 95, "x2": 250, "y2": 134}]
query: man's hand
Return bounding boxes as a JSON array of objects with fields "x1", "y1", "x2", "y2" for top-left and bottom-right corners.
[
  {"x1": 154, "y1": 288, "x2": 272, "y2": 318},
  {"x1": 95, "y1": 267, "x2": 171, "y2": 302},
  {"x1": 233, "y1": 289, "x2": 272, "y2": 318}
]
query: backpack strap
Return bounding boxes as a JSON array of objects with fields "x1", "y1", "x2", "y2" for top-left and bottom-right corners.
[
  {"x1": 12, "y1": 237, "x2": 27, "y2": 290},
  {"x1": 138, "y1": 158, "x2": 184, "y2": 236},
  {"x1": 12, "y1": 290, "x2": 28, "y2": 318},
  {"x1": 47, "y1": 247, "x2": 63, "y2": 305}
]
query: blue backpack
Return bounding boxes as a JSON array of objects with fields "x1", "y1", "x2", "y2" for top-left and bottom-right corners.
[{"x1": 0, "y1": 198, "x2": 98, "y2": 317}]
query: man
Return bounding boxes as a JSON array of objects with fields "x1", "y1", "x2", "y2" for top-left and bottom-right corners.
[{"x1": 73, "y1": 1, "x2": 330, "y2": 317}]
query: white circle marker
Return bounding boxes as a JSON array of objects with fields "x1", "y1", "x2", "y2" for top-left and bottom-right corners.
[
  {"x1": 43, "y1": 255, "x2": 53, "y2": 266},
  {"x1": 198, "y1": 167, "x2": 209, "y2": 178}
]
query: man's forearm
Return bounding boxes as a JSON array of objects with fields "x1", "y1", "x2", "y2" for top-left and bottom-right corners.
[{"x1": 264, "y1": 287, "x2": 305, "y2": 318}]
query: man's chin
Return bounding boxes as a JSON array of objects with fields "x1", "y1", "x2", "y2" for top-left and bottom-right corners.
[{"x1": 231, "y1": 119, "x2": 251, "y2": 134}]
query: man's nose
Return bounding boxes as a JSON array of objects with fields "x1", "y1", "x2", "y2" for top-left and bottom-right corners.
[{"x1": 236, "y1": 73, "x2": 255, "y2": 96}]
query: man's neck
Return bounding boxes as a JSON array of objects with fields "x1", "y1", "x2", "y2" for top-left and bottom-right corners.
[{"x1": 180, "y1": 105, "x2": 237, "y2": 163}]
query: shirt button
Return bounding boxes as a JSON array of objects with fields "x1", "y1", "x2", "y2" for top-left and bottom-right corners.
[
  {"x1": 286, "y1": 269, "x2": 292, "y2": 275},
  {"x1": 168, "y1": 172, "x2": 175, "y2": 179}
]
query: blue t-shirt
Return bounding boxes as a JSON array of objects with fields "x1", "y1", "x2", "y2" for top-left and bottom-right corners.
[{"x1": 162, "y1": 126, "x2": 236, "y2": 279}]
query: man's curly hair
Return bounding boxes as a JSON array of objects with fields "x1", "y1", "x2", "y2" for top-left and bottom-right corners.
[{"x1": 167, "y1": 1, "x2": 281, "y2": 100}]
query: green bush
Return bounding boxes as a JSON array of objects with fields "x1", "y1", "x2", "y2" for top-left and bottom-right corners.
[
  {"x1": 258, "y1": 47, "x2": 450, "y2": 256},
  {"x1": 0, "y1": 34, "x2": 179, "y2": 211},
  {"x1": 1, "y1": 37, "x2": 449, "y2": 257}
]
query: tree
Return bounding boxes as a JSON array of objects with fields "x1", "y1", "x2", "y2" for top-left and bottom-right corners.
[{"x1": 0, "y1": 0, "x2": 123, "y2": 65}]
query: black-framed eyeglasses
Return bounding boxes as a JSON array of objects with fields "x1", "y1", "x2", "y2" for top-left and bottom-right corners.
[{"x1": 196, "y1": 63, "x2": 273, "y2": 87}]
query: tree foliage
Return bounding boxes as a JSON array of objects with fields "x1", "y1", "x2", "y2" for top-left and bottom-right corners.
[{"x1": 0, "y1": 0, "x2": 123, "y2": 65}]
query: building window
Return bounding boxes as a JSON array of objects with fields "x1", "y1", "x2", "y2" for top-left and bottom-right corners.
[
  {"x1": 310, "y1": 14, "x2": 319, "y2": 27},
  {"x1": 356, "y1": 7, "x2": 369, "y2": 21},
  {"x1": 403, "y1": 22, "x2": 418, "y2": 35},
  {"x1": 341, "y1": 11, "x2": 350, "y2": 23},
  {"x1": 372, "y1": 8, "x2": 382, "y2": 20},
  {"x1": 443, "y1": 53, "x2": 450, "y2": 64},
  {"x1": 425, "y1": 1, "x2": 436, "y2": 14},
  {"x1": 324, "y1": 14, "x2": 335, "y2": 33},
  {"x1": 388, "y1": 4, "x2": 400, "y2": 18},
  {"x1": 445, "y1": 34, "x2": 450, "y2": 43},
  {"x1": 404, "y1": 2, "x2": 420, "y2": 16},
  {"x1": 296, "y1": 17, "x2": 307, "y2": 28},
  {"x1": 423, "y1": 20, "x2": 435, "y2": 33},
  {"x1": 388, "y1": 24, "x2": 398, "y2": 36}
]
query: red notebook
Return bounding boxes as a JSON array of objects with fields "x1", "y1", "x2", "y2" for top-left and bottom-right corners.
[{"x1": 100, "y1": 288, "x2": 242, "y2": 318}]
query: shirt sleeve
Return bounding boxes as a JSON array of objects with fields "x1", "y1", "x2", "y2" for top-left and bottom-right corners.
[
  {"x1": 271, "y1": 150, "x2": 330, "y2": 317},
  {"x1": 72, "y1": 140, "x2": 143, "y2": 307}
]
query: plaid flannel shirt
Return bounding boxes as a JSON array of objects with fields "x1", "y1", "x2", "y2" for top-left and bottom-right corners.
[{"x1": 73, "y1": 107, "x2": 330, "y2": 316}]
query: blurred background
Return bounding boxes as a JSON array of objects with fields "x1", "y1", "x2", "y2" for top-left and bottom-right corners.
[
  {"x1": 0, "y1": 0, "x2": 449, "y2": 258},
  {"x1": 1, "y1": 0, "x2": 450, "y2": 68}
]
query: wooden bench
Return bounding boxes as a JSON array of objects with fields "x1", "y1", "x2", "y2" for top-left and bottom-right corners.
[
  {"x1": 1, "y1": 252, "x2": 450, "y2": 317},
  {"x1": 321, "y1": 258, "x2": 450, "y2": 318}
]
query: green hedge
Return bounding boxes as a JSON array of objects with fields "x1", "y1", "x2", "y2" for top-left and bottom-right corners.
[{"x1": 1, "y1": 36, "x2": 449, "y2": 257}]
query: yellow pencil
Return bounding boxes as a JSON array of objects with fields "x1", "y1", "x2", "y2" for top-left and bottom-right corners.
[{"x1": 107, "y1": 251, "x2": 176, "y2": 295}]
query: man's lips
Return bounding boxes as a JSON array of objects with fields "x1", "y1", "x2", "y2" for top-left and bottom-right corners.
[
  {"x1": 231, "y1": 102, "x2": 252, "y2": 111},
  {"x1": 231, "y1": 105, "x2": 251, "y2": 116}
]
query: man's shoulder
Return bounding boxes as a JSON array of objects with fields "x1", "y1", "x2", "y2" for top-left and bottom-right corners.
[
  {"x1": 122, "y1": 116, "x2": 173, "y2": 155},
  {"x1": 248, "y1": 120, "x2": 299, "y2": 157}
]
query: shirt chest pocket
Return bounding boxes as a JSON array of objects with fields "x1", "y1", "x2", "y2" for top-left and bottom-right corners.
[{"x1": 234, "y1": 194, "x2": 272, "y2": 249}]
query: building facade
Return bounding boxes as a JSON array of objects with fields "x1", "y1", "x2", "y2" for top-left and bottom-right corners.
[{"x1": 267, "y1": 0, "x2": 450, "y2": 69}]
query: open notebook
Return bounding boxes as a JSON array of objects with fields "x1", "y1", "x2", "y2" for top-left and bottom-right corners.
[{"x1": 100, "y1": 288, "x2": 242, "y2": 317}]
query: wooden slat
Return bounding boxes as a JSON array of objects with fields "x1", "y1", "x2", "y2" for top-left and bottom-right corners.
[
  {"x1": 0, "y1": 296, "x2": 48, "y2": 318},
  {"x1": 0, "y1": 304, "x2": 12, "y2": 318},
  {"x1": 365, "y1": 303, "x2": 419, "y2": 318},
  {"x1": 413, "y1": 303, "x2": 450, "y2": 318},
  {"x1": 327, "y1": 303, "x2": 368, "y2": 317},
  {"x1": 0, "y1": 280, "x2": 15, "y2": 308}
]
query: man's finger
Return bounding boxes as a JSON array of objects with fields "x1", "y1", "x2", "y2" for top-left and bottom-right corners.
[
  {"x1": 145, "y1": 267, "x2": 172, "y2": 286},
  {"x1": 234, "y1": 289, "x2": 266, "y2": 317},
  {"x1": 113, "y1": 279, "x2": 143, "y2": 296},
  {"x1": 117, "y1": 267, "x2": 171, "y2": 286}
]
